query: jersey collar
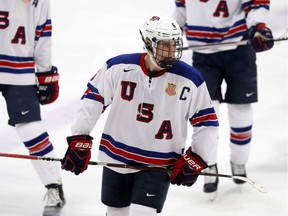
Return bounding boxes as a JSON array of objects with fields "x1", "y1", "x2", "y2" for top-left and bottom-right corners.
[{"x1": 140, "y1": 53, "x2": 167, "y2": 77}]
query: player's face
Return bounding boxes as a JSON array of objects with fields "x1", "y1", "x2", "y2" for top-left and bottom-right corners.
[{"x1": 155, "y1": 40, "x2": 176, "y2": 61}]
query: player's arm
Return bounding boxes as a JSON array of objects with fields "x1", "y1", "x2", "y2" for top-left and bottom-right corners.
[
  {"x1": 60, "y1": 89, "x2": 103, "y2": 175},
  {"x1": 189, "y1": 82, "x2": 219, "y2": 166},
  {"x1": 33, "y1": 0, "x2": 59, "y2": 104},
  {"x1": 71, "y1": 64, "x2": 112, "y2": 136},
  {"x1": 172, "y1": 0, "x2": 187, "y2": 29},
  {"x1": 34, "y1": 0, "x2": 53, "y2": 72},
  {"x1": 243, "y1": 0, "x2": 274, "y2": 52},
  {"x1": 170, "y1": 80, "x2": 218, "y2": 187},
  {"x1": 62, "y1": 64, "x2": 112, "y2": 175}
]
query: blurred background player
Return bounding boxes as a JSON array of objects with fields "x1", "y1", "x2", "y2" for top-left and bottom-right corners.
[
  {"x1": 0, "y1": 0, "x2": 66, "y2": 215},
  {"x1": 173, "y1": 0, "x2": 274, "y2": 194},
  {"x1": 61, "y1": 15, "x2": 218, "y2": 216}
]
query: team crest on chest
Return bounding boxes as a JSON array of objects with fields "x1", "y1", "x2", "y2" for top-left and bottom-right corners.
[{"x1": 165, "y1": 82, "x2": 177, "y2": 96}]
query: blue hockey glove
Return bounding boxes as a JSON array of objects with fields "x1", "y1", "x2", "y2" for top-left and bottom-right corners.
[
  {"x1": 36, "y1": 66, "x2": 59, "y2": 105},
  {"x1": 170, "y1": 147, "x2": 208, "y2": 187},
  {"x1": 248, "y1": 23, "x2": 274, "y2": 52},
  {"x1": 61, "y1": 135, "x2": 93, "y2": 175}
]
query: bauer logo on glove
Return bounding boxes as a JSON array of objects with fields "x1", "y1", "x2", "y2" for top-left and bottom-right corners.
[
  {"x1": 61, "y1": 135, "x2": 94, "y2": 175},
  {"x1": 170, "y1": 147, "x2": 208, "y2": 187},
  {"x1": 75, "y1": 141, "x2": 93, "y2": 149},
  {"x1": 42, "y1": 75, "x2": 59, "y2": 83},
  {"x1": 183, "y1": 154, "x2": 203, "y2": 171}
]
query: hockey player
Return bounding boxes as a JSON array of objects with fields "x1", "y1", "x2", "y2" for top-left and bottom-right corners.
[
  {"x1": 61, "y1": 15, "x2": 218, "y2": 216},
  {"x1": 0, "y1": 0, "x2": 65, "y2": 215},
  {"x1": 173, "y1": 0, "x2": 274, "y2": 194}
]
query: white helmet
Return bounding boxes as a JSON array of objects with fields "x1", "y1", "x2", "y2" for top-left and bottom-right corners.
[{"x1": 140, "y1": 15, "x2": 183, "y2": 69}]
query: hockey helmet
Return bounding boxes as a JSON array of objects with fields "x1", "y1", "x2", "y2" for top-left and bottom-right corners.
[{"x1": 140, "y1": 15, "x2": 183, "y2": 69}]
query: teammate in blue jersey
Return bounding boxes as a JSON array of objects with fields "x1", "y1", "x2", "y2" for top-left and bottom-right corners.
[
  {"x1": 0, "y1": 0, "x2": 65, "y2": 215},
  {"x1": 173, "y1": 0, "x2": 274, "y2": 194},
  {"x1": 61, "y1": 15, "x2": 219, "y2": 216}
]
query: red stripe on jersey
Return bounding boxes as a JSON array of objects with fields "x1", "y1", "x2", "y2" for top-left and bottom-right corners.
[
  {"x1": 191, "y1": 113, "x2": 218, "y2": 125},
  {"x1": 100, "y1": 138, "x2": 175, "y2": 166},
  {"x1": 254, "y1": 0, "x2": 270, "y2": 5},
  {"x1": 186, "y1": 24, "x2": 246, "y2": 40},
  {"x1": 0, "y1": 60, "x2": 34, "y2": 68},
  {"x1": 43, "y1": 25, "x2": 52, "y2": 31}
]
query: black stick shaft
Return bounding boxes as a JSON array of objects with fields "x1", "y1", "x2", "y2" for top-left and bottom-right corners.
[{"x1": 183, "y1": 36, "x2": 288, "y2": 50}]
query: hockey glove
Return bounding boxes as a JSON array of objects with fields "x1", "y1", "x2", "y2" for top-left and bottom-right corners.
[
  {"x1": 248, "y1": 23, "x2": 274, "y2": 52},
  {"x1": 61, "y1": 135, "x2": 93, "y2": 175},
  {"x1": 170, "y1": 147, "x2": 208, "y2": 187},
  {"x1": 36, "y1": 66, "x2": 59, "y2": 105}
]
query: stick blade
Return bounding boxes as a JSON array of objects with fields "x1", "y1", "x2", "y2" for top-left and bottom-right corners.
[{"x1": 232, "y1": 176, "x2": 267, "y2": 193}]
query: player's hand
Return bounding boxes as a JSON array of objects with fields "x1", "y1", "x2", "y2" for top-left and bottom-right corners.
[
  {"x1": 36, "y1": 66, "x2": 59, "y2": 105},
  {"x1": 170, "y1": 147, "x2": 207, "y2": 186},
  {"x1": 61, "y1": 135, "x2": 93, "y2": 175},
  {"x1": 248, "y1": 23, "x2": 274, "y2": 52}
]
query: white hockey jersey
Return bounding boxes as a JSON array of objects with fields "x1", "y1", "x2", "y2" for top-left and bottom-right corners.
[
  {"x1": 173, "y1": 0, "x2": 270, "y2": 53},
  {"x1": 72, "y1": 53, "x2": 219, "y2": 173},
  {"x1": 0, "y1": 0, "x2": 53, "y2": 85}
]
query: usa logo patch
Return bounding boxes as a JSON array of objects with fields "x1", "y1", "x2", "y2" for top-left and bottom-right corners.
[{"x1": 165, "y1": 82, "x2": 177, "y2": 96}]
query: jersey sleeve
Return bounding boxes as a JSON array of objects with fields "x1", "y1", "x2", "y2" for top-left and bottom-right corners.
[
  {"x1": 71, "y1": 63, "x2": 113, "y2": 135},
  {"x1": 189, "y1": 82, "x2": 219, "y2": 164},
  {"x1": 172, "y1": 0, "x2": 187, "y2": 28},
  {"x1": 242, "y1": 0, "x2": 270, "y2": 28},
  {"x1": 34, "y1": 0, "x2": 53, "y2": 72}
]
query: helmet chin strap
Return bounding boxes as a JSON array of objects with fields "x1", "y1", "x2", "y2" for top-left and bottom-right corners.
[
  {"x1": 147, "y1": 50, "x2": 165, "y2": 71},
  {"x1": 150, "y1": 55, "x2": 165, "y2": 70}
]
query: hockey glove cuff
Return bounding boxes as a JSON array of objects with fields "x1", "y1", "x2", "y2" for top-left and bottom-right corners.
[
  {"x1": 170, "y1": 147, "x2": 208, "y2": 187},
  {"x1": 36, "y1": 66, "x2": 59, "y2": 105},
  {"x1": 61, "y1": 135, "x2": 93, "y2": 175}
]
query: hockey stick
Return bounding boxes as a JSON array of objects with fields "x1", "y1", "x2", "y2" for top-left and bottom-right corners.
[
  {"x1": 0, "y1": 152, "x2": 174, "y2": 171},
  {"x1": 182, "y1": 36, "x2": 288, "y2": 50},
  {"x1": 0, "y1": 152, "x2": 267, "y2": 193}
]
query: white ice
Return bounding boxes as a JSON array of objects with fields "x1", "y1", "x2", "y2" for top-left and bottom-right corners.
[{"x1": 0, "y1": 0, "x2": 287, "y2": 215}]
